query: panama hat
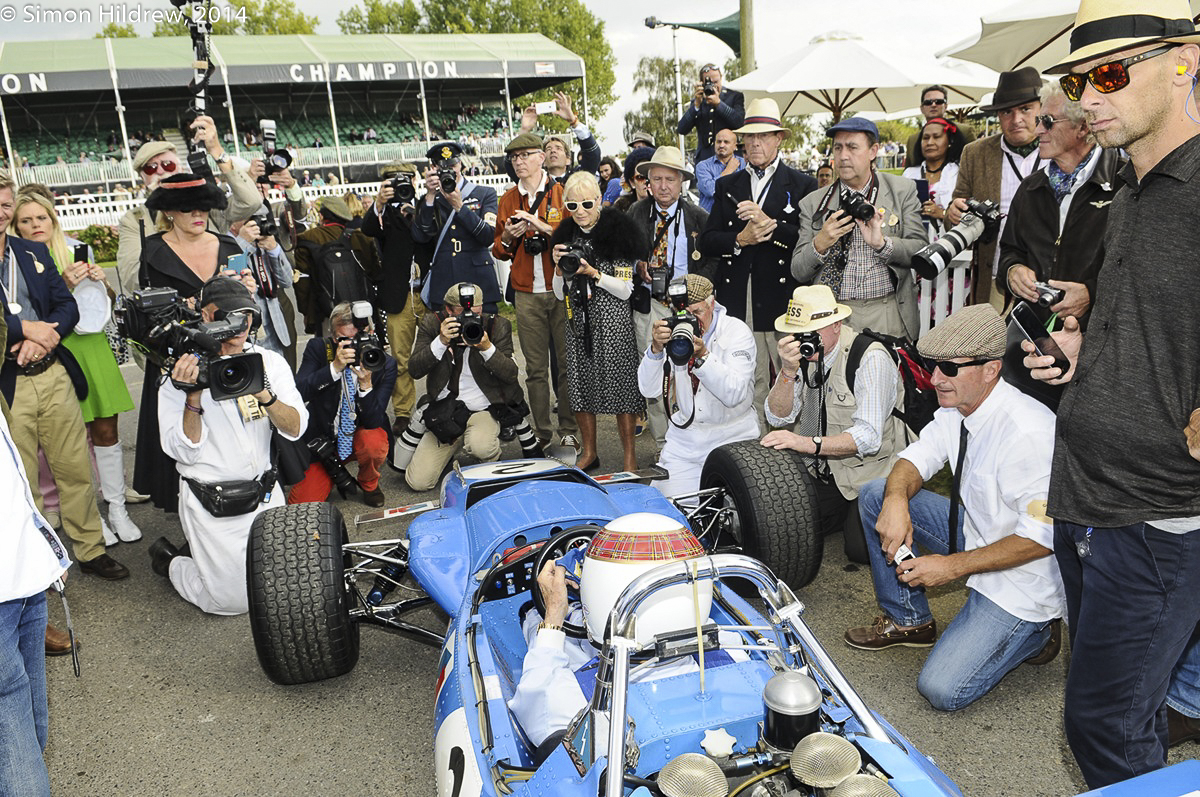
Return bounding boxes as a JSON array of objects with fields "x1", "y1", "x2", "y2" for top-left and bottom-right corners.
[
  {"x1": 735, "y1": 98, "x2": 790, "y2": 136},
  {"x1": 774, "y1": 285, "x2": 852, "y2": 333},
  {"x1": 1047, "y1": 0, "x2": 1200, "y2": 74},
  {"x1": 635, "y1": 146, "x2": 695, "y2": 182}
]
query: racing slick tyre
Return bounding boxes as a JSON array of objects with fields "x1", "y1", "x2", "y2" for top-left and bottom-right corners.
[
  {"x1": 248, "y1": 502, "x2": 360, "y2": 685},
  {"x1": 700, "y1": 441, "x2": 821, "y2": 589}
]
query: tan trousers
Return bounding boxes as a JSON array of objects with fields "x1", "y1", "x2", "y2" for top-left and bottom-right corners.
[
  {"x1": 387, "y1": 291, "x2": 426, "y2": 419},
  {"x1": 404, "y1": 410, "x2": 501, "y2": 492},
  {"x1": 842, "y1": 296, "x2": 907, "y2": 339},
  {"x1": 11, "y1": 363, "x2": 105, "y2": 562},
  {"x1": 513, "y1": 290, "x2": 577, "y2": 442}
]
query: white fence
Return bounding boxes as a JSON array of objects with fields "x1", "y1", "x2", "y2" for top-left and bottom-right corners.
[{"x1": 56, "y1": 174, "x2": 515, "y2": 232}]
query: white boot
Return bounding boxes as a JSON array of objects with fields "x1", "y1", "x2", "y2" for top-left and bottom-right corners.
[
  {"x1": 101, "y1": 515, "x2": 119, "y2": 546},
  {"x1": 94, "y1": 442, "x2": 142, "y2": 543}
]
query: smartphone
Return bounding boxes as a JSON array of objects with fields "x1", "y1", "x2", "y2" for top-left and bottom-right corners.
[
  {"x1": 913, "y1": 178, "x2": 929, "y2": 204},
  {"x1": 73, "y1": 243, "x2": 89, "y2": 263},
  {"x1": 1010, "y1": 301, "x2": 1070, "y2": 374},
  {"x1": 226, "y1": 253, "x2": 249, "y2": 275},
  {"x1": 892, "y1": 543, "x2": 915, "y2": 566},
  {"x1": 534, "y1": 100, "x2": 557, "y2": 114}
]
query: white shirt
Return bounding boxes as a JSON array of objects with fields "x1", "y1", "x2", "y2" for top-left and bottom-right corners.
[
  {"x1": 517, "y1": 172, "x2": 551, "y2": 293},
  {"x1": 428, "y1": 337, "x2": 496, "y2": 412},
  {"x1": 898, "y1": 379, "x2": 1065, "y2": 623},
  {"x1": 995, "y1": 139, "x2": 1047, "y2": 276},
  {"x1": 0, "y1": 409, "x2": 69, "y2": 601},
  {"x1": 748, "y1": 154, "x2": 781, "y2": 204}
]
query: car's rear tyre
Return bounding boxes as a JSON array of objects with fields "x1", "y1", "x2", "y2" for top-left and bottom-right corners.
[
  {"x1": 248, "y1": 502, "x2": 360, "y2": 685},
  {"x1": 700, "y1": 441, "x2": 822, "y2": 589},
  {"x1": 842, "y1": 498, "x2": 871, "y2": 564}
]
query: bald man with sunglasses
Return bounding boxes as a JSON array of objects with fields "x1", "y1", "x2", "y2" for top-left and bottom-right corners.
[
  {"x1": 1024, "y1": 0, "x2": 1200, "y2": 787},
  {"x1": 116, "y1": 116, "x2": 262, "y2": 296}
]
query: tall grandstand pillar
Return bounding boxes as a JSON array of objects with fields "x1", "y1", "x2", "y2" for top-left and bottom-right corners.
[
  {"x1": 104, "y1": 37, "x2": 137, "y2": 185},
  {"x1": 324, "y1": 69, "x2": 346, "y2": 184},
  {"x1": 580, "y1": 60, "x2": 590, "y2": 129},
  {"x1": 0, "y1": 97, "x2": 16, "y2": 185},
  {"x1": 215, "y1": 56, "x2": 241, "y2": 159},
  {"x1": 418, "y1": 71, "x2": 432, "y2": 144},
  {"x1": 502, "y1": 66, "x2": 515, "y2": 139}
]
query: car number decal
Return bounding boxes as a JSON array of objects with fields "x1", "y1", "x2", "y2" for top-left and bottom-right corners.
[{"x1": 462, "y1": 460, "x2": 560, "y2": 479}]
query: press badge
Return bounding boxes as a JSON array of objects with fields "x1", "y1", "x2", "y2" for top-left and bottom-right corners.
[{"x1": 237, "y1": 394, "x2": 267, "y2": 422}]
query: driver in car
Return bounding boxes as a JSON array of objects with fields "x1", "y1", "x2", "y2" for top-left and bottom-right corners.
[{"x1": 509, "y1": 512, "x2": 744, "y2": 749}]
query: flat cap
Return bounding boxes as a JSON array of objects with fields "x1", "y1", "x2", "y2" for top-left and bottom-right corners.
[
  {"x1": 132, "y1": 141, "x2": 176, "y2": 173},
  {"x1": 444, "y1": 282, "x2": 483, "y2": 307},
  {"x1": 827, "y1": 116, "x2": 879, "y2": 139},
  {"x1": 685, "y1": 274, "x2": 714, "y2": 304},
  {"x1": 917, "y1": 304, "x2": 1007, "y2": 361},
  {"x1": 318, "y1": 195, "x2": 353, "y2": 222},
  {"x1": 505, "y1": 132, "x2": 543, "y2": 153},
  {"x1": 380, "y1": 159, "x2": 417, "y2": 178}
]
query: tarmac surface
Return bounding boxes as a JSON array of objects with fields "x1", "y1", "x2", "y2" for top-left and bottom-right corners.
[{"x1": 41, "y1": 339, "x2": 1196, "y2": 797}]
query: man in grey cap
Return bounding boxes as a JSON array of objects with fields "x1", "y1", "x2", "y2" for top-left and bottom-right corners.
[{"x1": 846, "y1": 304, "x2": 1064, "y2": 711}]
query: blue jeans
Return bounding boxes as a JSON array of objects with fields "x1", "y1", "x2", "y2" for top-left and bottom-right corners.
[
  {"x1": 1166, "y1": 628, "x2": 1200, "y2": 717},
  {"x1": 859, "y1": 479, "x2": 1052, "y2": 711},
  {"x1": 1055, "y1": 520, "x2": 1200, "y2": 788},
  {"x1": 0, "y1": 592, "x2": 52, "y2": 797}
]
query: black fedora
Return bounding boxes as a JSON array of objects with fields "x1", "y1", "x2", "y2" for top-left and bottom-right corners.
[{"x1": 979, "y1": 67, "x2": 1044, "y2": 112}]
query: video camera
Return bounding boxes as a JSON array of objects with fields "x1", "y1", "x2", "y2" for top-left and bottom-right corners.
[
  {"x1": 114, "y1": 287, "x2": 265, "y2": 401},
  {"x1": 664, "y1": 277, "x2": 698, "y2": 367},
  {"x1": 911, "y1": 198, "x2": 1002, "y2": 279},
  {"x1": 452, "y1": 285, "x2": 487, "y2": 346},
  {"x1": 258, "y1": 119, "x2": 292, "y2": 185},
  {"x1": 326, "y1": 301, "x2": 386, "y2": 373}
]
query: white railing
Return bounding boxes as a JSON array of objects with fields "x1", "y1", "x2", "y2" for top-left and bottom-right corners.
[{"x1": 56, "y1": 176, "x2": 515, "y2": 232}]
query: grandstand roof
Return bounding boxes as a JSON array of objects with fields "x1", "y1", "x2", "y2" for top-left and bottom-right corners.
[{"x1": 0, "y1": 34, "x2": 584, "y2": 96}]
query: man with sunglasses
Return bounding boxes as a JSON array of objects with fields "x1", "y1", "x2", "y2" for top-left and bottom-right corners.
[
  {"x1": 116, "y1": 116, "x2": 261, "y2": 296},
  {"x1": 948, "y1": 68, "x2": 1046, "y2": 310},
  {"x1": 1026, "y1": 0, "x2": 1200, "y2": 786},
  {"x1": 998, "y1": 82, "x2": 1121, "y2": 330},
  {"x1": 846, "y1": 304, "x2": 1063, "y2": 712},
  {"x1": 903, "y1": 86, "x2": 975, "y2": 169}
]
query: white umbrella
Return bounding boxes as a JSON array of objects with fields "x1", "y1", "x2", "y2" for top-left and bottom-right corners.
[
  {"x1": 728, "y1": 31, "x2": 1001, "y2": 122},
  {"x1": 941, "y1": 0, "x2": 1200, "y2": 72}
]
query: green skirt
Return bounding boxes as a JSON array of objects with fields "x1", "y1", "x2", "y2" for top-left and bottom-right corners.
[{"x1": 61, "y1": 331, "x2": 134, "y2": 423}]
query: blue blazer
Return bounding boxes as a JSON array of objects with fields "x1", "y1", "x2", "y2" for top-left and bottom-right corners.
[
  {"x1": 0, "y1": 236, "x2": 85, "y2": 405},
  {"x1": 295, "y1": 336, "x2": 398, "y2": 447}
]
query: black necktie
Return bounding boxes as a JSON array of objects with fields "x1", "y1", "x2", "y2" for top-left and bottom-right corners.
[{"x1": 947, "y1": 421, "x2": 968, "y2": 555}]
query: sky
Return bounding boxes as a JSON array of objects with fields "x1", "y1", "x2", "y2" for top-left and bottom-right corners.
[{"x1": 0, "y1": 0, "x2": 1022, "y2": 147}]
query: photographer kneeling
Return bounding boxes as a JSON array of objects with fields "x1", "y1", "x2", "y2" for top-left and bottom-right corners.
[
  {"x1": 638, "y1": 274, "x2": 758, "y2": 498},
  {"x1": 406, "y1": 283, "x2": 522, "y2": 492},
  {"x1": 149, "y1": 277, "x2": 307, "y2": 616},
  {"x1": 287, "y1": 302, "x2": 397, "y2": 508}
]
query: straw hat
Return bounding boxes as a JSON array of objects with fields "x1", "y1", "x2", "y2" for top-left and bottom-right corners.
[
  {"x1": 735, "y1": 98, "x2": 791, "y2": 136},
  {"x1": 1047, "y1": 0, "x2": 1200, "y2": 74},
  {"x1": 774, "y1": 285, "x2": 852, "y2": 333},
  {"x1": 635, "y1": 146, "x2": 695, "y2": 182}
]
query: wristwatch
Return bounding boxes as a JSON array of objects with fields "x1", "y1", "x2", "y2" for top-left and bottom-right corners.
[
  {"x1": 537, "y1": 622, "x2": 562, "y2": 633},
  {"x1": 213, "y1": 152, "x2": 230, "y2": 166},
  {"x1": 692, "y1": 355, "x2": 707, "y2": 369},
  {"x1": 812, "y1": 436, "x2": 823, "y2": 455}
]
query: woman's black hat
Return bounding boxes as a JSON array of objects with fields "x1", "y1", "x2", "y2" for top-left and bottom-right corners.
[{"x1": 145, "y1": 173, "x2": 228, "y2": 213}]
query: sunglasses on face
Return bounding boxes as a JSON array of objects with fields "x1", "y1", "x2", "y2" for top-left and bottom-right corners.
[
  {"x1": 925, "y1": 358, "x2": 993, "y2": 377},
  {"x1": 142, "y1": 159, "x2": 179, "y2": 176},
  {"x1": 564, "y1": 199, "x2": 596, "y2": 212},
  {"x1": 922, "y1": 98, "x2": 946, "y2": 107},
  {"x1": 1059, "y1": 44, "x2": 1175, "y2": 101},
  {"x1": 1035, "y1": 115, "x2": 1067, "y2": 130}
]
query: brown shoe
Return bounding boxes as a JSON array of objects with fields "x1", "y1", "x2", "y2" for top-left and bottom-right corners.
[
  {"x1": 78, "y1": 553, "x2": 130, "y2": 580},
  {"x1": 361, "y1": 485, "x2": 385, "y2": 508},
  {"x1": 1024, "y1": 618, "x2": 1062, "y2": 665},
  {"x1": 845, "y1": 616, "x2": 936, "y2": 650},
  {"x1": 45, "y1": 623, "x2": 74, "y2": 656},
  {"x1": 1168, "y1": 706, "x2": 1200, "y2": 748}
]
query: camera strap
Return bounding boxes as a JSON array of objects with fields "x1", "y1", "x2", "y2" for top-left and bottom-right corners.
[{"x1": 661, "y1": 359, "x2": 698, "y2": 430}]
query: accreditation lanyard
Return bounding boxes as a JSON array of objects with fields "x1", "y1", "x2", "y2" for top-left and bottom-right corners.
[{"x1": 1004, "y1": 151, "x2": 1042, "y2": 182}]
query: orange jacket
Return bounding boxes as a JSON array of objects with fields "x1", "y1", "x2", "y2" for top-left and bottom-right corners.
[{"x1": 491, "y1": 177, "x2": 566, "y2": 293}]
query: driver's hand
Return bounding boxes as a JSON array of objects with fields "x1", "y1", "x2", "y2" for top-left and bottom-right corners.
[{"x1": 536, "y1": 561, "x2": 569, "y2": 628}]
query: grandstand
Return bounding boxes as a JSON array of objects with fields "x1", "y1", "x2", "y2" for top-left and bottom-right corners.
[{"x1": 0, "y1": 33, "x2": 585, "y2": 190}]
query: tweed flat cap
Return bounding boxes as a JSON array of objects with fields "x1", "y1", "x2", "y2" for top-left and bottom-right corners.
[
  {"x1": 505, "y1": 132, "x2": 544, "y2": 153},
  {"x1": 319, "y1": 196, "x2": 353, "y2": 222},
  {"x1": 685, "y1": 274, "x2": 714, "y2": 304},
  {"x1": 917, "y1": 304, "x2": 1007, "y2": 361},
  {"x1": 444, "y1": 282, "x2": 483, "y2": 307},
  {"x1": 132, "y1": 141, "x2": 176, "y2": 173}
]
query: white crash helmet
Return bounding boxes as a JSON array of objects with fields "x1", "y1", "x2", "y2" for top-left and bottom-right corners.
[{"x1": 579, "y1": 512, "x2": 713, "y2": 646}]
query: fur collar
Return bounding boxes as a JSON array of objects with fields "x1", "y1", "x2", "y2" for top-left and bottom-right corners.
[{"x1": 550, "y1": 207, "x2": 647, "y2": 263}]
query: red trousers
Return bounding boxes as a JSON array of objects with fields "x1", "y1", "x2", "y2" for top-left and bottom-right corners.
[{"x1": 287, "y1": 427, "x2": 389, "y2": 503}]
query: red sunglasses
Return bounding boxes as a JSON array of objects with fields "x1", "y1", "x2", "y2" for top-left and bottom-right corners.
[
  {"x1": 1059, "y1": 44, "x2": 1175, "y2": 101},
  {"x1": 142, "y1": 159, "x2": 179, "y2": 177}
]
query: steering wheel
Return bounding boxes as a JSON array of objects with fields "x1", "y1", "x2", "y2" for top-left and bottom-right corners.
[{"x1": 531, "y1": 524, "x2": 601, "y2": 639}]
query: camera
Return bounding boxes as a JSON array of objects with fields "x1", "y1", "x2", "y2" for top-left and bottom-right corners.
[
  {"x1": 346, "y1": 300, "x2": 386, "y2": 373},
  {"x1": 453, "y1": 285, "x2": 487, "y2": 346},
  {"x1": 558, "y1": 246, "x2": 586, "y2": 278},
  {"x1": 911, "y1": 198, "x2": 1003, "y2": 280},
  {"x1": 388, "y1": 176, "x2": 416, "y2": 204},
  {"x1": 839, "y1": 191, "x2": 876, "y2": 222},
  {"x1": 114, "y1": 287, "x2": 265, "y2": 401},
  {"x1": 664, "y1": 277, "x2": 698, "y2": 367},
  {"x1": 648, "y1": 266, "x2": 670, "y2": 299},
  {"x1": 258, "y1": 119, "x2": 292, "y2": 184},
  {"x1": 1033, "y1": 281, "x2": 1065, "y2": 308},
  {"x1": 438, "y1": 167, "x2": 457, "y2": 194},
  {"x1": 249, "y1": 204, "x2": 278, "y2": 239},
  {"x1": 306, "y1": 436, "x2": 358, "y2": 498},
  {"x1": 790, "y1": 331, "x2": 822, "y2": 359},
  {"x1": 523, "y1": 234, "x2": 549, "y2": 255},
  {"x1": 703, "y1": 77, "x2": 717, "y2": 97}
]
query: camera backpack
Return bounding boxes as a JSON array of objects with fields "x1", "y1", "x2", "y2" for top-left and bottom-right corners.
[
  {"x1": 846, "y1": 329, "x2": 939, "y2": 435},
  {"x1": 306, "y1": 228, "x2": 370, "y2": 317}
]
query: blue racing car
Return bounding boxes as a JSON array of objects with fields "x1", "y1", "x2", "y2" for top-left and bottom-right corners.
[{"x1": 246, "y1": 446, "x2": 963, "y2": 797}]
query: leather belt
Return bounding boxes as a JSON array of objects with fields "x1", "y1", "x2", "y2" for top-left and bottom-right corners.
[{"x1": 7, "y1": 349, "x2": 57, "y2": 376}]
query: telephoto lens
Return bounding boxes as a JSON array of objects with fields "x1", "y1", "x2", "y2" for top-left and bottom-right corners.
[
  {"x1": 558, "y1": 247, "x2": 585, "y2": 277},
  {"x1": 438, "y1": 168, "x2": 457, "y2": 194},
  {"x1": 390, "y1": 178, "x2": 416, "y2": 203}
]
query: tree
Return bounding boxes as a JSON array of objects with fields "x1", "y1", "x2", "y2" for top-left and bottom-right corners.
[
  {"x1": 153, "y1": 0, "x2": 318, "y2": 37},
  {"x1": 336, "y1": 0, "x2": 420, "y2": 35},
  {"x1": 622, "y1": 56, "x2": 700, "y2": 156},
  {"x1": 95, "y1": 22, "x2": 136, "y2": 38},
  {"x1": 335, "y1": 0, "x2": 617, "y2": 123}
]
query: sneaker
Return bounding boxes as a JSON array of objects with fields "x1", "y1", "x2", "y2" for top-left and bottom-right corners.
[
  {"x1": 844, "y1": 616, "x2": 936, "y2": 650},
  {"x1": 560, "y1": 435, "x2": 581, "y2": 452}
]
